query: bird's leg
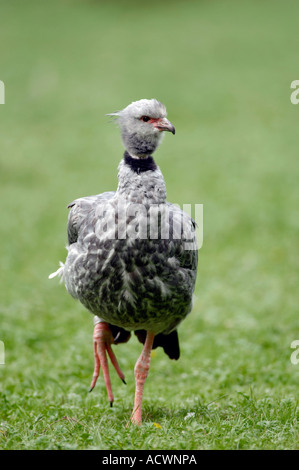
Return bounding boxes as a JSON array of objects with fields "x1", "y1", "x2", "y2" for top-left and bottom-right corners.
[
  {"x1": 131, "y1": 331, "x2": 155, "y2": 425},
  {"x1": 89, "y1": 322, "x2": 125, "y2": 406}
]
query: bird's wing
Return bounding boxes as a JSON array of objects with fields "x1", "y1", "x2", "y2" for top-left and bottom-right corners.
[
  {"x1": 67, "y1": 191, "x2": 115, "y2": 245},
  {"x1": 166, "y1": 201, "x2": 198, "y2": 271}
]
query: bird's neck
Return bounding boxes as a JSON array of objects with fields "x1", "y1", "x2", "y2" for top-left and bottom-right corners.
[
  {"x1": 116, "y1": 152, "x2": 167, "y2": 205},
  {"x1": 121, "y1": 128, "x2": 163, "y2": 158}
]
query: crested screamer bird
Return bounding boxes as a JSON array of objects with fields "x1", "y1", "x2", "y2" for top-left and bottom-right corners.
[{"x1": 49, "y1": 99, "x2": 198, "y2": 425}]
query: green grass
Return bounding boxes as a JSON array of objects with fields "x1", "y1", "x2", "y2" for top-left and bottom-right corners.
[{"x1": 1, "y1": 0, "x2": 299, "y2": 450}]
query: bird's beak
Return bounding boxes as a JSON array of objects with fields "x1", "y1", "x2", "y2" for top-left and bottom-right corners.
[{"x1": 154, "y1": 117, "x2": 175, "y2": 135}]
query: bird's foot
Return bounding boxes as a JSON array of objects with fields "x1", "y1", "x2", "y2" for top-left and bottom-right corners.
[{"x1": 89, "y1": 322, "x2": 126, "y2": 406}]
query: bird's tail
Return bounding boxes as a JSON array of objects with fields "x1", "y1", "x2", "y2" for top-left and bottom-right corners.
[{"x1": 48, "y1": 261, "x2": 65, "y2": 283}]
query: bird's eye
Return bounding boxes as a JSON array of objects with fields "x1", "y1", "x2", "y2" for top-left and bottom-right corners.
[{"x1": 141, "y1": 116, "x2": 150, "y2": 122}]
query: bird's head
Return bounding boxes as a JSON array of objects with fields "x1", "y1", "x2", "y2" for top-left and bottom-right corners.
[{"x1": 107, "y1": 99, "x2": 175, "y2": 158}]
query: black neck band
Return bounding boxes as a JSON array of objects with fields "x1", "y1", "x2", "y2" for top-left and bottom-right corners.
[{"x1": 124, "y1": 151, "x2": 157, "y2": 173}]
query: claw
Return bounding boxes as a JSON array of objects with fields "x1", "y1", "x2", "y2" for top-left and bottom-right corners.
[{"x1": 90, "y1": 322, "x2": 126, "y2": 404}]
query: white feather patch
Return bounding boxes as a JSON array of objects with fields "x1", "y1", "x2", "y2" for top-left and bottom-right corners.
[{"x1": 48, "y1": 261, "x2": 65, "y2": 282}]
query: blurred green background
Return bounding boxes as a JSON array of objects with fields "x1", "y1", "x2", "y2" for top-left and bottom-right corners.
[{"x1": 1, "y1": 0, "x2": 299, "y2": 449}]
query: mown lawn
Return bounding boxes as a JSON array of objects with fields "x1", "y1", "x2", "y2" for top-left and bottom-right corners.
[{"x1": 1, "y1": 0, "x2": 299, "y2": 450}]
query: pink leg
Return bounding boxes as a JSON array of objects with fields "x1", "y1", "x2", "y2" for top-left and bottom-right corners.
[
  {"x1": 131, "y1": 331, "x2": 155, "y2": 425},
  {"x1": 89, "y1": 322, "x2": 125, "y2": 406}
]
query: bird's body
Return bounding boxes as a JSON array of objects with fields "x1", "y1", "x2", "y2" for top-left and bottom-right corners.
[
  {"x1": 64, "y1": 156, "x2": 197, "y2": 336},
  {"x1": 50, "y1": 99, "x2": 198, "y2": 424}
]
